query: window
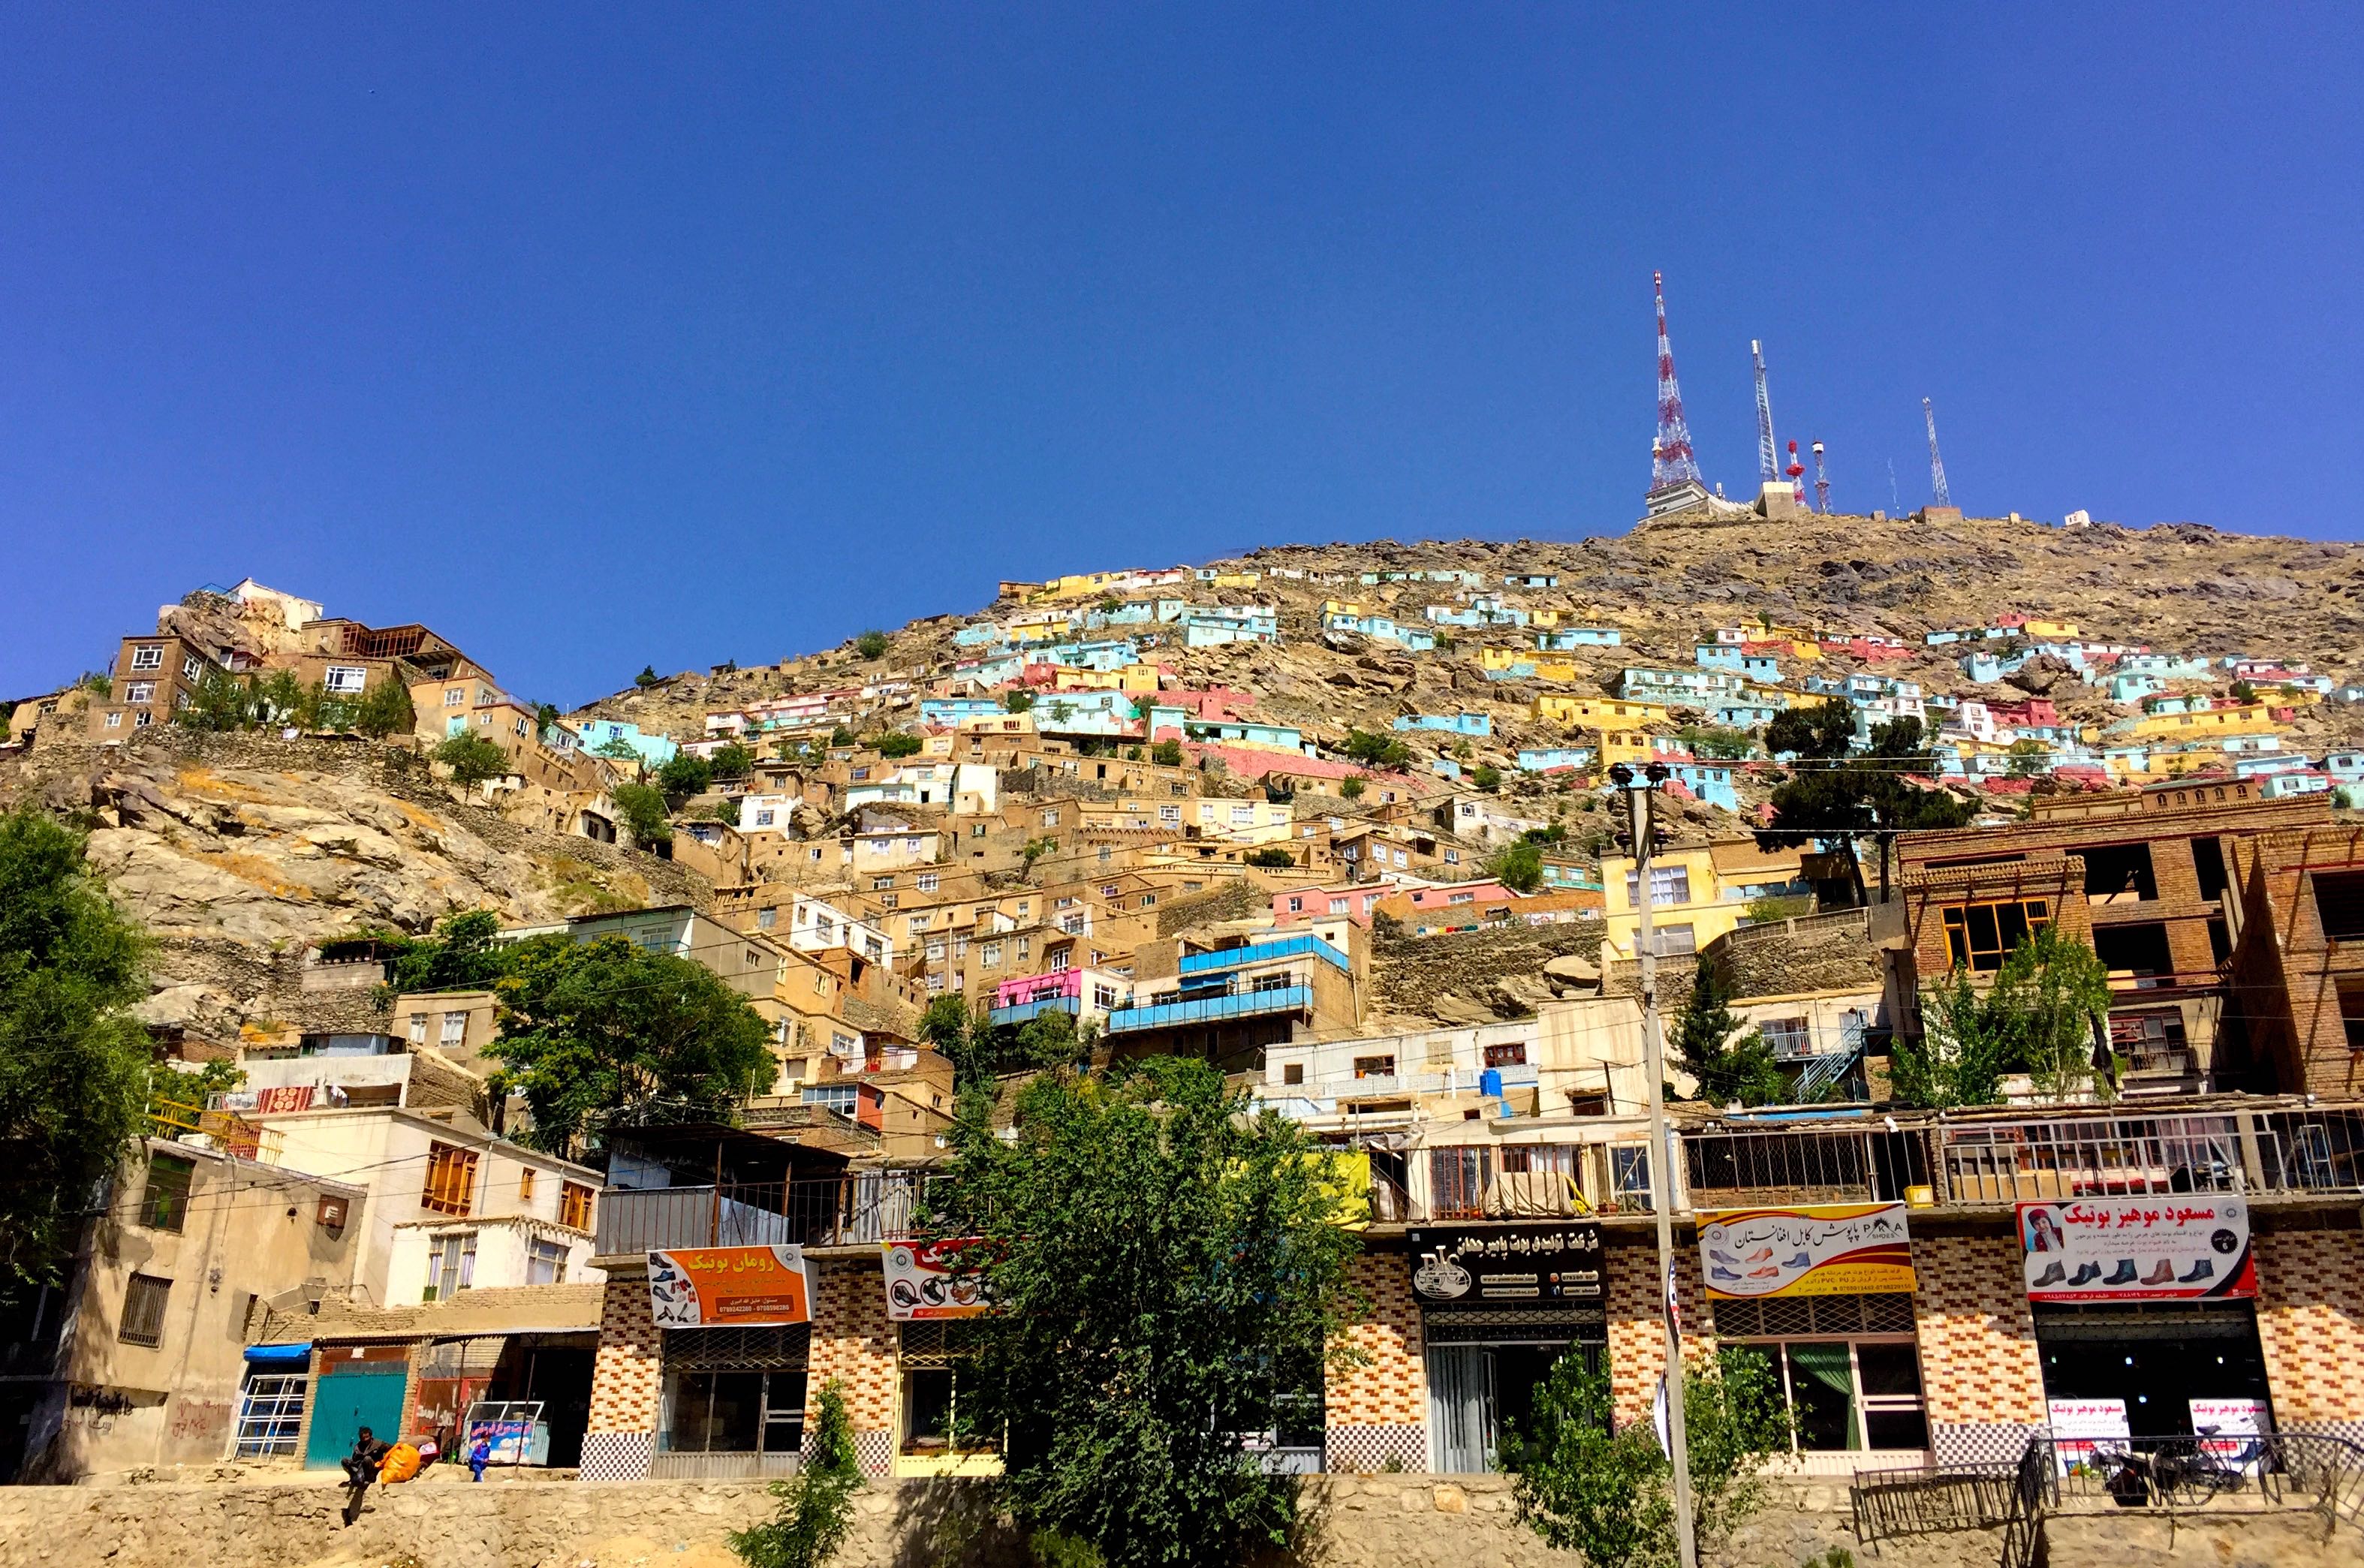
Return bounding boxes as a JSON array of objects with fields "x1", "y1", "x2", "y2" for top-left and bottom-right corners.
[
  {"x1": 422, "y1": 1142, "x2": 478, "y2": 1215},
  {"x1": 1760, "y1": 1018, "x2": 1814, "y2": 1058},
  {"x1": 104, "y1": 712, "x2": 122, "y2": 729},
  {"x1": 124, "y1": 681, "x2": 155, "y2": 704},
  {"x1": 443, "y1": 687, "x2": 465, "y2": 707},
  {"x1": 324, "y1": 665, "x2": 368, "y2": 694},
  {"x1": 561, "y1": 1182, "x2": 595, "y2": 1231},
  {"x1": 2314, "y1": 871, "x2": 2364, "y2": 942},
  {"x1": 1939, "y1": 898, "x2": 2052, "y2": 971},
  {"x1": 184, "y1": 655, "x2": 202, "y2": 681},
  {"x1": 1625, "y1": 865, "x2": 1693, "y2": 907},
  {"x1": 318, "y1": 1196, "x2": 349, "y2": 1232},
  {"x1": 1483, "y1": 1043, "x2": 1528, "y2": 1069},
  {"x1": 423, "y1": 1232, "x2": 477, "y2": 1300},
  {"x1": 233, "y1": 1371, "x2": 308, "y2": 1457},
  {"x1": 526, "y1": 1238, "x2": 569, "y2": 1286},
  {"x1": 134, "y1": 711, "x2": 152, "y2": 728},
  {"x1": 140, "y1": 1154, "x2": 195, "y2": 1232},
  {"x1": 917, "y1": 873, "x2": 939, "y2": 892},
  {"x1": 1655, "y1": 923, "x2": 1697, "y2": 956},
  {"x1": 120, "y1": 1273, "x2": 172, "y2": 1346},
  {"x1": 1283, "y1": 1063, "x2": 1305, "y2": 1085},
  {"x1": 406, "y1": 1012, "x2": 427, "y2": 1044},
  {"x1": 1329, "y1": 898, "x2": 1349, "y2": 915},
  {"x1": 516, "y1": 1168, "x2": 537, "y2": 1202},
  {"x1": 1354, "y1": 1055, "x2": 1397, "y2": 1079},
  {"x1": 1715, "y1": 1325, "x2": 1928, "y2": 1454},
  {"x1": 440, "y1": 1010, "x2": 467, "y2": 1045},
  {"x1": 129, "y1": 645, "x2": 164, "y2": 671},
  {"x1": 803, "y1": 1085, "x2": 858, "y2": 1115}
]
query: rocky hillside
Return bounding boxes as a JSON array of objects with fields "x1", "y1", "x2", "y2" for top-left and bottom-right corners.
[{"x1": 0, "y1": 730, "x2": 707, "y2": 1046}]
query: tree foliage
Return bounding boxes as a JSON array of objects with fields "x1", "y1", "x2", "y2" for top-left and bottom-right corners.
[
  {"x1": 657, "y1": 751, "x2": 715, "y2": 796},
  {"x1": 1342, "y1": 729, "x2": 1411, "y2": 769},
  {"x1": 1676, "y1": 726, "x2": 1757, "y2": 761},
  {"x1": 1504, "y1": 1348, "x2": 1791, "y2": 1568},
  {"x1": 0, "y1": 808, "x2": 154, "y2": 1297},
  {"x1": 729, "y1": 1380, "x2": 860, "y2": 1568},
  {"x1": 635, "y1": 665, "x2": 661, "y2": 689},
  {"x1": 873, "y1": 730, "x2": 923, "y2": 759},
  {"x1": 1149, "y1": 739, "x2": 1183, "y2": 766},
  {"x1": 1488, "y1": 840, "x2": 1545, "y2": 893},
  {"x1": 1757, "y1": 709, "x2": 1973, "y2": 892},
  {"x1": 1472, "y1": 763, "x2": 1504, "y2": 792},
  {"x1": 919, "y1": 995, "x2": 1096, "y2": 1093},
  {"x1": 708, "y1": 742, "x2": 755, "y2": 779},
  {"x1": 486, "y1": 934, "x2": 777, "y2": 1154},
  {"x1": 854, "y1": 630, "x2": 891, "y2": 661},
  {"x1": 1896, "y1": 922, "x2": 2114, "y2": 1109},
  {"x1": 1669, "y1": 961, "x2": 1787, "y2": 1108},
  {"x1": 387, "y1": 909, "x2": 507, "y2": 994},
  {"x1": 1004, "y1": 688, "x2": 1037, "y2": 713},
  {"x1": 434, "y1": 731, "x2": 513, "y2": 787},
  {"x1": 1243, "y1": 846, "x2": 1297, "y2": 869},
  {"x1": 929, "y1": 1060, "x2": 1358, "y2": 1568},
  {"x1": 612, "y1": 782, "x2": 673, "y2": 847}
]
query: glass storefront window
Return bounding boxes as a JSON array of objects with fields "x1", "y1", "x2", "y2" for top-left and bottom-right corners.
[
  {"x1": 658, "y1": 1326, "x2": 811, "y2": 1457},
  {"x1": 1720, "y1": 1338, "x2": 1928, "y2": 1455}
]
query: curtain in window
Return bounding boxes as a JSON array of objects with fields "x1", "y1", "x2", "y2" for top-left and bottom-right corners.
[
  {"x1": 1426, "y1": 1347, "x2": 1493, "y2": 1474},
  {"x1": 1785, "y1": 1342, "x2": 1860, "y2": 1450}
]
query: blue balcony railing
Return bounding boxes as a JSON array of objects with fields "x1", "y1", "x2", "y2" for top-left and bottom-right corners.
[
  {"x1": 1105, "y1": 985, "x2": 1313, "y2": 1034},
  {"x1": 1176, "y1": 934, "x2": 1348, "y2": 977},
  {"x1": 987, "y1": 995, "x2": 1081, "y2": 1028}
]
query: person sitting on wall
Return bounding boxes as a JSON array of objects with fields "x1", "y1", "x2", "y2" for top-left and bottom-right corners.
[{"x1": 339, "y1": 1425, "x2": 390, "y2": 1527}]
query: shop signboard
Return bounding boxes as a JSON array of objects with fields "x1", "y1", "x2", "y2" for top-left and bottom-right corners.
[
  {"x1": 2047, "y1": 1397, "x2": 2131, "y2": 1476},
  {"x1": 882, "y1": 1238, "x2": 990, "y2": 1321},
  {"x1": 1406, "y1": 1223, "x2": 1604, "y2": 1306},
  {"x1": 647, "y1": 1244, "x2": 815, "y2": 1327},
  {"x1": 2016, "y1": 1197, "x2": 2254, "y2": 1302},
  {"x1": 1697, "y1": 1203, "x2": 1914, "y2": 1300}
]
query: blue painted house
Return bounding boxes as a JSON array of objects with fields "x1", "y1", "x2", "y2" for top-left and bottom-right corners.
[{"x1": 1394, "y1": 713, "x2": 1492, "y2": 736}]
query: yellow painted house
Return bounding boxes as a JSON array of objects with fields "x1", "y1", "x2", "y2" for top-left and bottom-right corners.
[
  {"x1": 1533, "y1": 694, "x2": 1672, "y2": 727},
  {"x1": 2124, "y1": 702, "x2": 2280, "y2": 742},
  {"x1": 1052, "y1": 663, "x2": 1164, "y2": 695}
]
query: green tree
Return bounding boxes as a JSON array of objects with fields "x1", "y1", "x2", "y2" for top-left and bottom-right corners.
[
  {"x1": 434, "y1": 731, "x2": 513, "y2": 787},
  {"x1": 1342, "y1": 729, "x2": 1411, "y2": 769},
  {"x1": 1504, "y1": 1347, "x2": 1790, "y2": 1568},
  {"x1": 854, "y1": 631, "x2": 890, "y2": 661},
  {"x1": 354, "y1": 679, "x2": 416, "y2": 739},
  {"x1": 657, "y1": 751, "x2": 715, "y2": 796},
  {"x1": 1243, "y1": 846, "x2": 1297, "y2": 869},
  {"x1": 596, "y1": 736, "x2": 643, "y2": 764},
  {"x1": 1149, "y1": 739, "x2": 1184, "y2": 766},
  {"x1": 1339, "y1": 775, "x2": 1366, "y2": 800},
  {"x1": 706, "y1": 797, "x2": 740, "y2": 826},
  {"x1": 488, "y1": 935, "x2": 776, "y2": 1154},
  {"x1": 1488, "y1": 841, "x2": 1545, "y2": 893},
  {"x1": 873, "y1": 731, "x2": 923, "y2": 759},
  {"x1": 730, "y1": 1380, "x2": 861, "y2": 1568},
  {"x1": 2230, "y1": 679, "x2": 2257, "y2": 704},
  {"x1": 535, "y1": 701, "x2": 562, "y2": 735},
  {"x1": 612, "y1": 782, "x2": 673, "y2": 847},
  {"x1": 1757, "y1": 712, "x2": 1972, "y2": 900},
  {"x1": 1473, "y1": 763, "x2": 1504, "y2": 792},
  {"x1": 708, "y1": 742, "x2": 755, "y2": 780},
  {"x1": 1897, "y1": 922, "x2": 2114, "y2": 1108},
  {"x1": 635, "y1": 665, "x2": 661, "y2": 689},
  {"x1": 1004, "y1": 688, "x2": 1037, "y2": 713},
  {"x1": 387, "y1": 909, "x2": 509, "y2": 994},
  {"x1": 2005, "y1": 738, "x2": 2048, "y2": 778},
  {"x1": 829, "y1": 725, "x2": 855, "y2": 748},
  {"x1": 1676, "y1": 726, "x2": 1756, "y2": 761},
  {"x1": 0, "y1": 808, "x2": 154, "y2": 1296},
  {"x1": 929, "y1": 1060, "x2": 1358, "y2": 1568},
  {"x1": 176, "y1": 669, "x2": 258, "y2": 732},
  {"x1": 1670, "y1": 962, "x2": 1786, "y2": 1107}
]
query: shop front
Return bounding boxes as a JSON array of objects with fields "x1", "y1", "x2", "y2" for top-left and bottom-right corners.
[
  {"x1": 1698, "y1": 1202, "x2": 1930, "y2": 1470},
  {"x1": 649, "y1": 1243, "x2": 817, "y2": 1479},
  {"x1": 1409, "y1": 1221, "x2": 1606, "y2": 1473},
  {"x1": 2018, "y1": 1196, "x2": 2272, "y2": 1455}
]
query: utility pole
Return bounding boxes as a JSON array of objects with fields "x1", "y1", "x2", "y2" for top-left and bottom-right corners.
[{"x1": 1613, "y1": 760, "x2": 1697, "y2": 1568}]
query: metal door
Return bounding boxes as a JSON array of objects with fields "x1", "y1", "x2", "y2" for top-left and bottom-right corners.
[{"x1": 304, "y1": 1362, "x2": 408, "y2": 1468}]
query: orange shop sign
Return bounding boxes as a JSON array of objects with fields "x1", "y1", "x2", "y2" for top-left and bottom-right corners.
[{"x1": 647, "y1": 1245, "x2": 815, "y2": 1328}]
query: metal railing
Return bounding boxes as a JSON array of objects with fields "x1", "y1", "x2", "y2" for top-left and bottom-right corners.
[
  {"x1": 2002, "y1": 1433, "x2": 2364, "y2": 1560},
  {"x1": 1938, "y1": 1113, "x2": 2244, "y2": 1205},
  {"x1": 594, "y1": 1171, "x2": 936, "y2": 1255},
  {"x1": 1106, "y1": 985, "x2": 1312, "y2": 1033},
  {"x1": 1849, "y1": 1461, "x2": 2018, "y2": 1548},
  {"x1": 1177, "y1": 932, "x2": 1350, "y2": 976}
]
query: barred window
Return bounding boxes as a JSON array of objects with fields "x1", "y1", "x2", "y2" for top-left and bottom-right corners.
[
  {"x1": 120, "y1": 1273, "x2": 172, "y2": 1347},
  {"x1": 140, "y1": 1154, "x2": 195, "y2": 1233}
]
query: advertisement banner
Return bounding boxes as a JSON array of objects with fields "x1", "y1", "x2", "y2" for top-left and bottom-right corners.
[
  {"x1": 882, "y1": 1239, "x2": 989, "y2": 1321},
  {"x1": 1406, "y1": 1223, "x2": 1604, "y2": 1306},
  {"x1": 2016, "y1": 1198, "x2": 2254, "y2": 1302},
  {"x1": 2189, "y1": 1398, "x2": 2268, "y2": 1463},
  {"x1": 2047, "y1": 1397, "x2": 2131, "y2": 1475},
  {"x1": 647, "y1": 1244, "x2": 814, "y2": 1327},
  {"x1": 1697, "y1": 1203, "x2": 1914, "y2": 1300}
]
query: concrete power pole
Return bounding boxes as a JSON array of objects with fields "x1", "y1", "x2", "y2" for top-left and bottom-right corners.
[{"x1": 1614, "y1": 760, "x2": 1697, "y2": 1568}]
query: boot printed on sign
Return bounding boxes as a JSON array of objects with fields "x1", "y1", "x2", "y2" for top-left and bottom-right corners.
[
  {"x1": 2143, "y1": 1259, "x2": 2176, "y2": 1286},
  {"x1": 2032, "y1": 1261, "x2": 2066, "y2": 1287},
  {"x1": 2179, "y1": 1259, "x2": 2213, "y2": 1283},
  {"x1": 2105, "y1": 1259, "x2": 2139, "y2": 1285},
  {"x1": 2068, "y1": 1263, "x2": 2102, "y2": 1286}
]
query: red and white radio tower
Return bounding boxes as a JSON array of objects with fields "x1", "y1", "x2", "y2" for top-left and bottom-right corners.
[
  {"x1": 1647, "y1": 272, "x2": 1706, "y2": 507},
  {"x1": 1786, "y1": 440, "x2": 1807, "y2": 510}
]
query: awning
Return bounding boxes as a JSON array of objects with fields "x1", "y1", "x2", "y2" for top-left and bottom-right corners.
[{"x1": 243, "y1": 1342, "x2": 312, "y2": 1365}]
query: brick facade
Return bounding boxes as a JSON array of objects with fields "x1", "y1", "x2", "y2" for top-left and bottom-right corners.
[
  {"x1": 580, "y1": 1271, "x2": 664, "y2": 1479},
  {"x1": 2252, "y1": 1226, "x2": 2364, "y2": 1441},
  {"x1": 1908, "y1": 1232, "x2": 2045, "y2": 1464},
  {"x1": 806, "y1": 1256, "x2": 900, "y2": 1475},
  {"x1": 2228, "y1": 827, "x2": 2364, "y2": 1096},
  {"x1": 1603, "y1": 1235, "x2": 1712, "y2": 1428},
  {"x1": 1324, "y1": 1250, "x2": 1427, "y2": 1472}
]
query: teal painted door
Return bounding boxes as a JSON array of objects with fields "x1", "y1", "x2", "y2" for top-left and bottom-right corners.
[{"x1": 304, "y1": 1364, "x2": 408, "y2": 1468}]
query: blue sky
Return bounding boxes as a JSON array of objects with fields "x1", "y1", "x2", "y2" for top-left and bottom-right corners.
[{"x1": 2, "y1": 7, "x2": 2358, "y2": 706}]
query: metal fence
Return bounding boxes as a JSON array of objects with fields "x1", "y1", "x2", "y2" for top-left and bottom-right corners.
[
  {"x1": 2006, "y1": 1432, "x2": 2364, "y2": 1555},
  {"x1": 595, "y1": 1171, "x2": 936, "y2": 1254},
  {"x1": 1849, "y1": 1462, "x2": 2019, "y2": 1547},
  {"x1": 1936, "y1": 1113, "x2": 2245, "y2": 1205}
]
